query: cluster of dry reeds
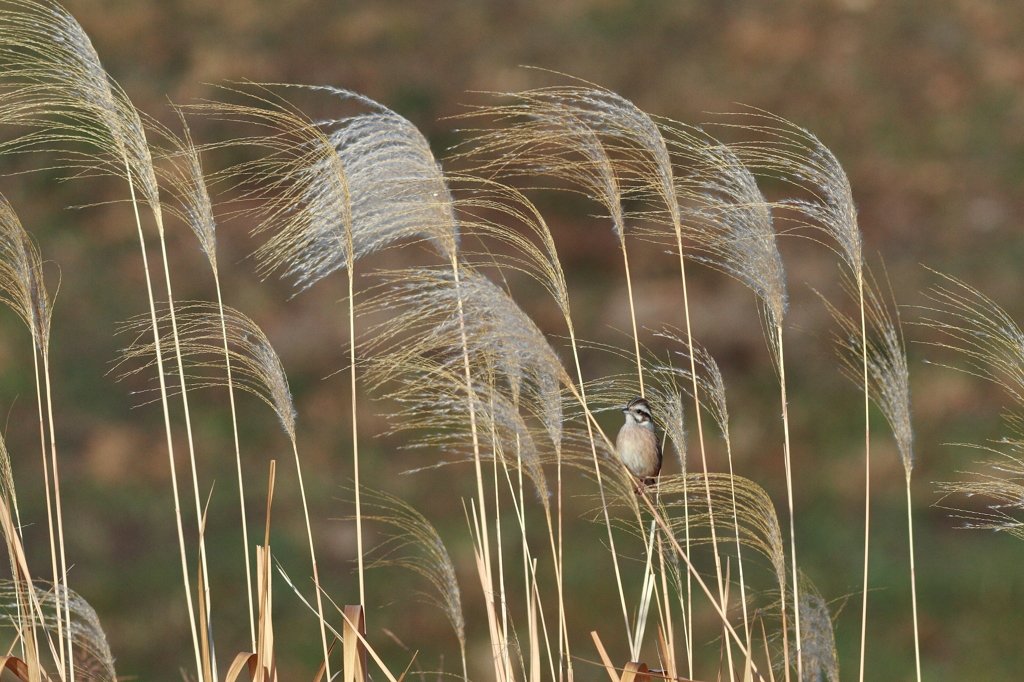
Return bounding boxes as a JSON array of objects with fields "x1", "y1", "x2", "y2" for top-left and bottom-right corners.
[{"x1": 3, "y1": 2, "x2": 1024, "y2": 681}]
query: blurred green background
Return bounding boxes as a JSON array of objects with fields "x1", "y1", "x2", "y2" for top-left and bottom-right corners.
[{"x1": 1, "y1": 0, "x2": 1024, "y2": 680}]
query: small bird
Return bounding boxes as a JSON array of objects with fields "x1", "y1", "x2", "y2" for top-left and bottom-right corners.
[{"x1": 616, "y1": 396, "x2": 662, "y2": 490}]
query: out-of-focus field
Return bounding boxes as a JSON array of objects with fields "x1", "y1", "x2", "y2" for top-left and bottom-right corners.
[{"x1": 1, "y1": 1, "x2": 1023, "y2": 679}]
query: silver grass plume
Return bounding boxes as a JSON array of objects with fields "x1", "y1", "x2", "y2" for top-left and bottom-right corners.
[
  {"x1": 0, "y1": 582, "x2": 117, "y2": 682},
  {"x1": 116, "y1": 303, "x2": 297, "y2": 441},
  {"x1": 0, "y1": 431, "x2": 30, "y2": 661},
  {"x1": 819, "y1": 271, "x2": 913, "y2": 476},
  {"x1": 935, "y1": 454, "x2": 1024, "y2": 538},
  {"x1": 919, "y1": 271, "x2": 1024, "y2": 421},
  {"x1": 921, "y1": 272, "x2": 1024, "y2": 531},
  {"x1": 0, "y1": 0, "x2": 162, "y2": 223},
  {"x1": 0, "y1": 178, "x2": 65, "y2": 676},
  {"x1": 454, "y1": 89, "x2": 652, "y2": 396},
  {"x1": 455, "y1": 93, "x2": 629, "y2": 238},
  {"x1": 359, "y1": 488, "x2": 467, "y2": 674},
  {"x1": 375, "y1": 355, "x2": 552, "y2": 500},
  {"x1": 0, "y1": 430, "x2": 19, "y2": 535},
  {"x1": 455, "y1": 177, "x2": 639, "y2": 657},
  {"x1": 0, "y1": 8, "x2": 204, "y2": 677},
  {"x1": 467, "y1": 84, "x2": 682, "y2": 224},
  {"x1": 666, "y1": 123, "x2": 797, "y2": 676},
  {"x1": 0, "y1": 193, "x2": 51, "y2": 353},
  {"x1": 193, "y1": 85, "x2": 458, "y2": 287},
  {"x1": 665, "y1": 129, "x2": 787, "y2": 345},
  {"x1": 725, "y1": 111, "x2": 869, "y2": 682},
  {"x1": 727, "y1": 112, "x2": 862, "y2": 279},
  {"x1": 365, "y1": 267, "x2": 570, "y2": 497},
  {"x1": 657, "y1": 380, "x2": 688, "y2": 473},
  {"x1": 364, "y1": 260, "x2": 576, "y2": 680},
  {"x1": 650, "y1": 334, "x2": 758, "y2": 647},
  {"x1": 151, "y1": 118, "x2": 263, "y2": 649},
  {"x1": 652, "y1": 333, "x2": 731, "y2": 440},
  {"x1": 153, "y1": 116, "x2": 219, "y2": 273},
  {"x1": 455, "y1": 183, "x2": 573, "y2": 321},
  {"x1": 795, "y1": 576, "x2": 839, "y2": 682},
  {"x1": 42, "y1": 585, "x2": 116, "y2": 682},
  {"x1": 656, "y1": 473, "x2": 787, "y2": 594},
  {"x1": 368, "y1": 267, "x2": 568, "y2": 442}
]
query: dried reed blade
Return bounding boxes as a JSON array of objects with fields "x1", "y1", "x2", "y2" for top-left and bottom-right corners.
[
  {"x1": 0, "y1": 656, "x2": 32, "y2": 682},
  {"x1": 620, "y1": 662, "x2": 650, "y2": 682},
  {"x1": 224, "y1": 653, "x2": 258, "y2": 682},
  {"x1": 593, "y1": 626, "x2": 623, "y2": 682},
  {"x1": 343, "y1": 605, "x2": 367, "y2": 682}
]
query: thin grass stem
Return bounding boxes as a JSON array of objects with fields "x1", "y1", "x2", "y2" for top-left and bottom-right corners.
[
  {"x1": 776, "y1": 323, "x2": 800, "y2": 682},
  {"x1": 349, "y1": 266, "x2": 365, "y2": 609},
  {"x1": 906, "y1": 478, "x2": 922, "y2": 682},
  {"x1": 287, "y1": 437, "x2": 331, "y2": 678},
  {"x1": 30, "y1": 344, "x2": 63, "y2": 676},
  {"x1": 857, "y1": 273, "x2": 870, "y2": 682},
  {"x1": 40, "y1": 350, "x2": 72, "y2": 682},
  {"x1": 211, "y1": 270, "x2": 256, "y2": 651}
]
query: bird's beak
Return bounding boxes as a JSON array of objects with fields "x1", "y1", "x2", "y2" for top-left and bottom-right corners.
[{"x1": 621, "y1": 407, "x2": 629, "y2": 413}]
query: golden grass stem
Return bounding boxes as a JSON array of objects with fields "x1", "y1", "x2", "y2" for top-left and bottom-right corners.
[
  {"x1": 723, "y1": 558, "x2": 735, "y2": 682},
  {"x1": 619, "y1": 240, "x2": 644, "y2": 398},
  {"x1": 557, "y1": 461, "x2": 571, "y2": 682},
  {"x1": 776, "y1": 323, "x2": 799, "y2": 682},
  {"x1": 491, "y1": 421, "x2": 512, "y2": 682},
  {"x1": 682, "y1": 471, "x2": 693, "y2": 678},
  {"x1": 0, "y1": 487, "x2": 64, "y2": 672},
  {"x1": 30, "y1": 346, "x2": 63, "y2": 676},
  {"x1": 257, "y1": 461, "x2": 276, "y2": 682},
  {"x1": 342, "y1": 605, "x2": 368, "y2": 682},
  {"x1": 504, "y1": 440, "x2": 556, "y2": 682},
  {"x1": 41, "y1": 351, "x2": 73, "y2": 682},
  {"x1": 288, "y1": 437, "x2": 332, "y2": 680},
  {"x1": 631, "y1": 520, "x2": 657, "y2": 658},
  {"x1": 348, "y1": 267, "x2": 365, "y2": 608},
  {"x1": 857, "y1": 273, "x2": 870, "y2": 682},
  {"x1": 906, "y1": 478, "x2": 922, "y2": 682},
  {"x1": 338, "y1": 606, "x2": 400, "y2": 682},
  {"x1": 656, "y1": 530, "x2": 676, "y2": 679},
  {"x1": 467, "y1": 499, "x2": 508, "y2": 682},
  {"x1": 590, "y1": 631, "x2": 620, "y2": 682},
  {"x1": 725, "y1": 438, "x2": 752, "y2": 664},
  {"x1": 450, "y1": 256, "x2": 511, "y2": 679},
  {"x1": 212, "y1": 271, "x2": 257, "y2": 651},
  {"x1": 760, "y1": 618, "x2": 776, "y2": 682}
]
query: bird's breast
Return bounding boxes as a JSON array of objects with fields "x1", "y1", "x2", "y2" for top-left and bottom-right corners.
[{"x1": 616, "y1": 424, "x2": 661, "y2": 479}]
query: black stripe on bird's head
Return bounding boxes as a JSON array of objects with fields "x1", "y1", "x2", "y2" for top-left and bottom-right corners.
[{"x1": 622, "y1": 396, "x2": 653, "y2": 424}]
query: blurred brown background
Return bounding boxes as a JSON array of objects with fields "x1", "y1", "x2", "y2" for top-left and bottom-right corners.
[{"x1": 1, "y1": 0, "x2": 1024, "y2": 680}]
